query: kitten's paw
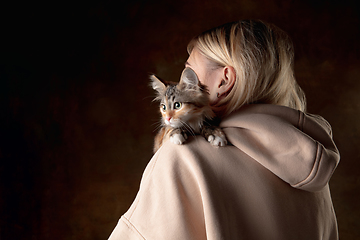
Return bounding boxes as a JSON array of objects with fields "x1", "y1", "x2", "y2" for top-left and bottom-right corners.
[
  {"x1": 207, "y1": 134, "x2": 227, "y2": 147},
  {"x1": 170, "y1": 133, "x2": 186, "y2": 145}
]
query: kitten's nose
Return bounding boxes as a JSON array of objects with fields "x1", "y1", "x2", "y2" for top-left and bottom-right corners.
[{"x1": 166, "y1": 116, "x2": 172, "y2": 122}]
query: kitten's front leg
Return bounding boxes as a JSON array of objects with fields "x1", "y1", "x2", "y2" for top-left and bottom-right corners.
[
  {"x1": 169, "y1": 128, "x2": 188, "y2": 145},
  {"x1": 202, "y1": 126, "x2": 227, "y2": 147}
]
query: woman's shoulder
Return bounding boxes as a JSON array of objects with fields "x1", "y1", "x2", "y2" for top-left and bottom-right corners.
[
  {"x1": 151, "y1": 136, "x2": 214, "y2": 167},
  {"x1": 147, "y1": 135, "x2": 246, "y2": 184},
  {"x1": 146, "y1": 136, "x2": 229, "y2": 178}
]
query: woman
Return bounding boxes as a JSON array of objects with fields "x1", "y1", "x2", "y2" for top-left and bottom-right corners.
[{"x1": 108, "y1": 20, "x2": 340, "y2": 240}]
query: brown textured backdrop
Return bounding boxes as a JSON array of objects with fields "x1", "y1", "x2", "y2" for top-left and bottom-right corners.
[{"x1": 1, "y1": 0, "x2": 359, "y2": 239}]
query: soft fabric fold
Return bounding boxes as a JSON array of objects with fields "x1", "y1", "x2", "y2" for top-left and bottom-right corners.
[{"x1": 220, "y1": 104, "x2": 340, "y2": 191}]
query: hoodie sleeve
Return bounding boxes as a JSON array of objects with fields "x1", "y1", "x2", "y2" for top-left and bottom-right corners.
[
  {"x1": 220, "y1": 104, "x2": 340, "y2": 192},
  {"x1": 108, "y1": 141, "x2": 208, "y2": 240}
]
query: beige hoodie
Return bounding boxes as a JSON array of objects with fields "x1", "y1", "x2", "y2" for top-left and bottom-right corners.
[{"x1": 108, "y1": 104, "x2": 340, "y2": 240}]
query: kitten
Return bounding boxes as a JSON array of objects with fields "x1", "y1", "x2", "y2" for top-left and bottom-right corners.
[{"x1": 150, "y1": 67, "x2": 227, "y2": 153}]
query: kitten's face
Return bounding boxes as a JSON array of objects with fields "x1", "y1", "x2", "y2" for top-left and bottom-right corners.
[
  {"x1": 151, "y1": 68, "x2": 214, "y2": 131},
  {"x1": 159, "y1": 86, "x2": 205, "y2": 128}
]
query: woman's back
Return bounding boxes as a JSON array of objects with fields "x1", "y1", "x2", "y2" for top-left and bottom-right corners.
[{"x1": 109, "y1": 104, "x2": 339, "y2": 240}]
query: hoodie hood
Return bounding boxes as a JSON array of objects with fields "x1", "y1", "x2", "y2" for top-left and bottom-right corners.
[{"x1": 220, "y1": 104, "x2": 340, "y2": 192}]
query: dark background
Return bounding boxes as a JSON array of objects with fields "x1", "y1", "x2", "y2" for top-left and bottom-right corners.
[{"x1": 1, "y1": 0, "x2": 359, "y2": 239}]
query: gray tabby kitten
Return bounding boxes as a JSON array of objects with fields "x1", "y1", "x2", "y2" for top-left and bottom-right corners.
[{"x1": 150, "y1": 67, "x2": 227, "y2": 153}]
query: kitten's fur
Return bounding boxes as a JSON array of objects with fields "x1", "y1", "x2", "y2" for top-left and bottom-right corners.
[{"x1": 150, "y1": 67, "x2": 227, "y2": 153}]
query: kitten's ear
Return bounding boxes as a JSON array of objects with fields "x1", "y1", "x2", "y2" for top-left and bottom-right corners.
[
  {"x1": 179, "y1": 67, "x2": 200, "y2": 88},
  {"x1": 150, "y1": 75, "x2": 166, "y2": 93}
]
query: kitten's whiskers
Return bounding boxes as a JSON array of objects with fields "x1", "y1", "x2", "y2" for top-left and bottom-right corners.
[
  {"x1": 151, "y1": 121, "x2": 163, "y2": 133},
  {"x1": 179, "y1": 120, "x2": 196, "y2": 137}
]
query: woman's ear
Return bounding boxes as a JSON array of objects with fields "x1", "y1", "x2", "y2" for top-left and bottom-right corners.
[{"x1": 217, "y1": 66, "x2": 236, "y2": 97}]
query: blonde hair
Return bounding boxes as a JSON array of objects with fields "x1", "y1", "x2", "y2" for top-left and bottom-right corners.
[{"x1": 187, "y1": 20, "x2": 306, "y2": 116}]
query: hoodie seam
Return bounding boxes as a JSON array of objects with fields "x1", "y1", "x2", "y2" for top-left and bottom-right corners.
[
  {"x1": 121, "y1": 215, "x2": 146, "y2": 240},
  {"x1": 297, "y1": 110, "x2": 305, "y2": 131},
  {"x1": 293, "y1": 143, "x2": 323, "y2": 188}
]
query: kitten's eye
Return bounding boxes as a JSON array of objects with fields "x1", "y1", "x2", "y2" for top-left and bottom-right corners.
[
  {"x1": 160, "y1": 104, "x2": 166, "y2": 112},
  {"x1": 174, "y1": 102, "x2": 182, "y2": 110}
]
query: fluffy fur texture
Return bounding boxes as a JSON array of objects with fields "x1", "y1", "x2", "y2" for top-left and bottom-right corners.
[{"x1": 151, "y1": 67, "x2": 227, "y2": 153}]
